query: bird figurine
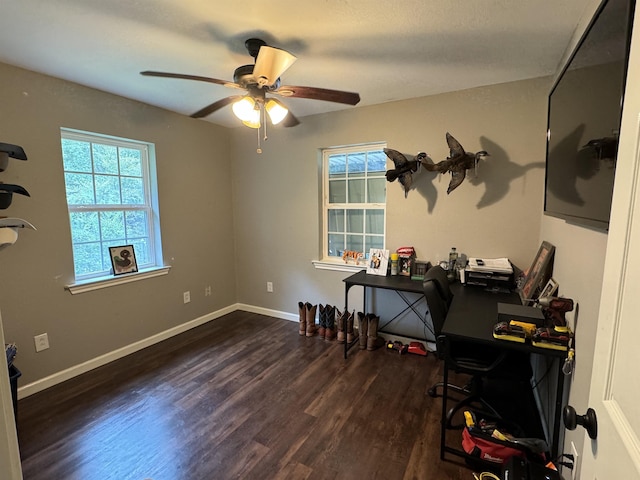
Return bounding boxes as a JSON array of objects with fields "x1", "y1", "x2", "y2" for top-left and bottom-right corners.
[
  {"x1": 114, "y1": 249, "x2": 132, "y2": 268},
  {"x1": 423, "y1": 132, "x2": 490, "y2": 194},
  {"x1": 384, "y1": 149, "x2": 427, "y2": 198}
]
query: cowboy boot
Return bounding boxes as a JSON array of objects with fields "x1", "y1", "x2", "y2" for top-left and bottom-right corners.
[
  {"x1": 317, "y1": 304, "x2": 327, "y2": 339},
  {"x1": 336, "y1": 309, "x2": 346, "y2": 343},
  {"x1": 357, "y1": 312, "x2": 368, "y2": 350},
  {"x1": 298, "y1": 301, "x2": 306, "y2": 336},
  {"x1": 346, "y1": 311, "x2": 356, "y2": 344},
  {"x1": 324, "y1": 305, "x2": 336, "y2": 341},
  {"x1": 366, "y1": 313, "x2": 385, "y2": 351},
  {"x1": 305, "y1": 303, "x2": 317, "y2": 337}
]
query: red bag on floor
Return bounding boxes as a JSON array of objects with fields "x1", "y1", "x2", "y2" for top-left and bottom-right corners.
[{"x1": 462, "y1": 427, "x2": 526, "y2": 465}]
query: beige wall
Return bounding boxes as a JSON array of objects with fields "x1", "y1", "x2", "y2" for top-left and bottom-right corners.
[
  {"x1": 231, "y1": 77, "x2": 551, "y2": 318},
  {"x1": 0, "y1": 63, "x2": 237, "y2": 386}
]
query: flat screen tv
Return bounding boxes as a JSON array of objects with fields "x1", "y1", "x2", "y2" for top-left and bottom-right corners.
[{"x1": 544, "y1": 0, "x2": 636, "y2": 230}]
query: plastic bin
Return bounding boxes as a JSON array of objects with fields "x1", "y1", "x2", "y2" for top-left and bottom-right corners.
[{"x1": 8, "y1": 364, "x2": 20, "y2": 420}]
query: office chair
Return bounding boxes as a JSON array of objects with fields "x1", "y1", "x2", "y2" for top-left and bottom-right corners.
[{"x1": 424, "y1": 266, "x2": 533, "y2": 428}]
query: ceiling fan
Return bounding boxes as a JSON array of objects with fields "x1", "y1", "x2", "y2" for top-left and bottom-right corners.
[{"x1": 141, "y1": 38, "x2": 361, "y2": 129}]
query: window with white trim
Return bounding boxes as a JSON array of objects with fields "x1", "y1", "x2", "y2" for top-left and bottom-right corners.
[
  {"x1": 322, "y1": 144, "x2": 387, "y2": 262},
  {"x1": 60, "y1": 128, "x2": 163, "y2": 281}
]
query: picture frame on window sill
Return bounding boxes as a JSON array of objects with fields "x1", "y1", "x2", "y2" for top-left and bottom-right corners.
[
  {"x1": 540, "y1": 277, "x2": 559, "y2": 299},
  {"x1": 109, "y1": 245, "x2": 138, "y2": 276}
]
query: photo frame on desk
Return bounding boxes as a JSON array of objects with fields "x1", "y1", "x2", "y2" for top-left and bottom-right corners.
[
  {"x1": 366, "y1": 248, "x2": 389, "y2": 276},
  {"x1": 519, "y1": 241, "x2": 555, "y2": 305}
]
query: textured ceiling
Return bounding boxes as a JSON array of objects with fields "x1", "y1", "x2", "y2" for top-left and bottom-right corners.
[{"x1": 0, "y1": 0, "x2": 589, "y2": 127}]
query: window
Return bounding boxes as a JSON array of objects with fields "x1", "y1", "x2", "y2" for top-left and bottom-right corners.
[
  {"x1": 322, "y1": 144, "x2": 387, "y2": 261},
  {"x1": 61, "y1": 128, "x2": 163, "y2": 281}
]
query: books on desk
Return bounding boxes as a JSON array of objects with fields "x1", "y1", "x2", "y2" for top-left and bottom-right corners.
[{"x1": 464, "y1": 257, "x2": 514, "y2": 291}]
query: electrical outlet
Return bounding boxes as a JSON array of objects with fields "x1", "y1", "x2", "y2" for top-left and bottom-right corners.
[
  {"x1": 205, "y1": 286, "x2": 212, "y2": 296},
  {"x1": 266, "y1": 281, "x2": 273, "y2": 293},
  {"x1": 34, "y1": 333, "x2": 49, "y2": 352},
  {"x1": 183, "y1": 291, "x2": 191, "y2": 303},
  {"x1": 571, "y1": 441, "x2": 579, "y2": 480}
]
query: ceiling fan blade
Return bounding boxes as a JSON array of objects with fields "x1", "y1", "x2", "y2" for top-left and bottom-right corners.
[
  {"x1": 276, "y1": 85, "x2": 360, "y2": 105},
  {"x1": 191, "y1": 96, "x2": 242, "y2": 118},
  {"x1": 253, "y1": 46, "x2": 297, "y2": 87},
  {"x1": 141, "y1": 71, "x2": 241, "y2": 89},
  {"x1": 281, "y1": 111, "x2": 300, "y2": 128}
]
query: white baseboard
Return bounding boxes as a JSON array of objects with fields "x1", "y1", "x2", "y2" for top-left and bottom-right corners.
[{"x1": 18, "y1": 303, "x2": 243, "y2": 399}]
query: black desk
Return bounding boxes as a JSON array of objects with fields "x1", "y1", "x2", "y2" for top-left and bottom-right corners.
[
  {"x1": 441, "y1": 284, "x2": 567, "y2": 461},
  {"x1": 343, "y1": 270, "x2": 428, "y2": 358}
]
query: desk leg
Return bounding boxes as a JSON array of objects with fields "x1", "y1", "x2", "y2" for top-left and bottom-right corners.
[
  {"x1": 440, "y1": 359, "x2": 449, "y2": 460},
  {"x1": 552, "y1": 358, "x2": 565, "y2": 458},
  {"x1": 344, "y1": 284, "x2": 351, "y2": 359}
]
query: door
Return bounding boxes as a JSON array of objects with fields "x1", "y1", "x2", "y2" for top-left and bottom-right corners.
[
  {"x1": 0, "y1": 309, "x2": 22, "y2": 479},
  {"x1": 581, "y1": 6, "x2": 640, "y2": 477}
]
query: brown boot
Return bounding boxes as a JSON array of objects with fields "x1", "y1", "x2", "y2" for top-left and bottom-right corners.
[
  {"x1": 305, "y1": 303, "x2": 317, "y2": 337},
  {"x1": 336, "y1": 309, "x2": 345, "y2": 343},
  {"x1": 317, "y1": 304, "x2": 327, "y2": 339},
  {"x1": 324, "y1": 305, "x2": 336, "y2": 341},
  {"x1": 298, "y1": 301, "x2": 306, "y2": 336},
  {"x1": 346, "y1": 311, "x2": 356, "y2": 344},
  {"x1": 357, "y1": 312, "x2": 368, "y2": 350},
  {"x1": 366, "y1": 313, "x2": 385, "y2": 351}
]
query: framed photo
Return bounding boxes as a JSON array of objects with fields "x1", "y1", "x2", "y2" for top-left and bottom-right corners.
[
  {"x1": 109, "y1": 245, "x2": 138, "y2": 276},
  {"x1": 411, "y1": 260, "x2": 430, "y2": 281},
  {"x1": 519, "y1": 241, "x2": 555, "y2": 305},
  {"x1": 366, "y1": 248, "x2": 389, "y2": 276},
  {"x1": 540, "y1": 278, "x2": 559, "y2": 299}
]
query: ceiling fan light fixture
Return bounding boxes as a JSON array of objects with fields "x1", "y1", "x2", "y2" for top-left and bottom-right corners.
[
  {"x1": 232, "y1": 96, "x2": 257, "y2": 121},
  {"x1": 253, "y1": 46, "x2": 297, "y2": 87},
  {"x1": 265, "y1": 99, "x2": 289, "y2": 125},
  {"x1": 242, "y1": 108, "x2": 261, "y2": 129}
]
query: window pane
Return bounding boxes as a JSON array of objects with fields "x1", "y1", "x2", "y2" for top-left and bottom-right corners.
[
  {"x1": 61, "y1": 139, "x2": 92, "y2": 172},
  {"x1": 346, "y1": 209, "x2": 364, "y2": 233},
  {"x1": 65, "y1": 173, "x2": 95, "y2": 205},
  {"x1": 347, "y1": 152, "x2": 366, "y2": 177},
  {"x1": 121, "y1": 177, "x2": 145, "y2": 205},
  {"x1": 329, "y1": 179, "x2": 346, "y2": 203},
  {"x1": 367, "y1": 178, "x2": 386, "y2": 203},
  {"x1": 348, "y1": 179, "x2": 365, "y2": 203},
  {"x1": 119, "y1": 148, "x2": 143, "y2": 176},
  {"x1": 365, "y1": 235, "x2": 384, "y2": 252},
  {"x1": 95, "y1": 175, "x2": 121, "y2": 204},
  {"x1": 366, "y1": 210, "x2": 384, "y2": 234},
  {"x1": 93, "y1": 144, "x2": 118, "y2": 174},
  {"x1": 100, "y1": 211, "x2": 126, "y2": 241},
  {"x1": 69, "y1": 211, "x2": 100, "y2": 243},
  {"x1": 329, "y1": 154, "x2": 346, "y2": 177},
  {"x1": 367, "y1": 151, "x2": 387, "y2": 173},
  {"x1": 345, "y1": 234, "x2": 363, "y2": 253},
  {"x1": 328, "y1": 209, "x2": 344, "y2": 233},
  {"x1": 125, "y1": 211, "x2": 149, "y2": 238},
  {"x1": 73, "y1": 242, "x2": 104, "y2": 277},
  {"x1": 328, "y1": 234, "x2": 345, "y2": 257},
  {"x1": 130, "y1": 239, "x2": 149, "y2": 265}
]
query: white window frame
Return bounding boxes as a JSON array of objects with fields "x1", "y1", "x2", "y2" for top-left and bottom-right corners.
[
  {"x1": 61, "y1": 128, "x2": 167, "y2": 292},
  {"x1": 319, "y1": 143, "x2": 387, "y2": 268}
]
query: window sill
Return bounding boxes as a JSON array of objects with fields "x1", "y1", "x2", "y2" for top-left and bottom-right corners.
[
  {"x1": 312, "y1": 260, "x2": 367, "y2": 273},
  {"x1": 65, "y1": 266, "x2": 171, "y2": 295}
]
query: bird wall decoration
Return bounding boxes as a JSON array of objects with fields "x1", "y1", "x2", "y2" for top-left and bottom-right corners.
[
  {"x1": 384, "y1": 149, "x2": 427, "y2": 198},
  {"x1": 423, "y1": 132, "x2": 490, "y2": 194}
]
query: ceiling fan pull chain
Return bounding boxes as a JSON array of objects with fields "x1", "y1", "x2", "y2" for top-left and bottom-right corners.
[{"x1": 256, "y1": 125, "x2": 262, "y2": 154}]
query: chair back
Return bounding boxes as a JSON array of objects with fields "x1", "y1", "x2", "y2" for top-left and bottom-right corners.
[
  {"x1": 423, "y1": 278, "x2": 450, "y2": 337},
  {"x1": 424, "y1": 266, "x2": 453, "y2": 306}
]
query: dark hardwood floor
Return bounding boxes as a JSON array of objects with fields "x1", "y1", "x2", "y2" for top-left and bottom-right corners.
[{"x1": 16, "y1": 311, "x2": 473, "y2": 480}]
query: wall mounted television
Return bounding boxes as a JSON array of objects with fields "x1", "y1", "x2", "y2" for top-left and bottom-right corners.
[{"x1": 544, "y1": 0, "x2": 636, "y2": 231}]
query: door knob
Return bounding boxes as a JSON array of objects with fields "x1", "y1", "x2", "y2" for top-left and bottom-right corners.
[{"x1": 563, "y1": 405, "x2": 598, "y2": 439}]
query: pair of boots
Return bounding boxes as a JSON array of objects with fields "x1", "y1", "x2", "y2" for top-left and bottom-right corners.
[
  {"x1": 317, "y1": 304, "x2": 336, "y2": 341},
  {"x1": 298, "y1": 302, "x2": 317, "y2": 337},
  {"x1": 336, "y1": 309, "x2": 356, "y2": 344},
  {"x1": 357, "y1": 312, "x2": 385, "y2": 351}
]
